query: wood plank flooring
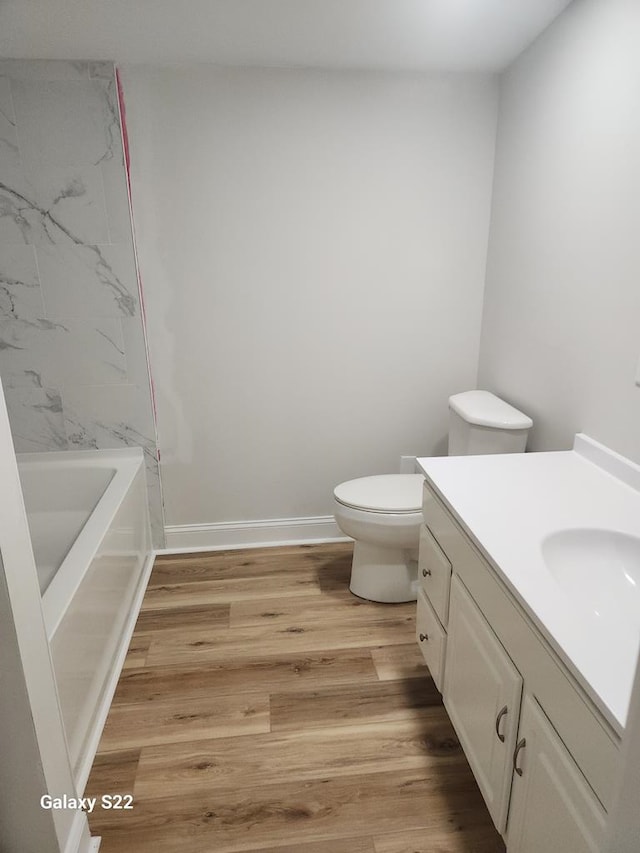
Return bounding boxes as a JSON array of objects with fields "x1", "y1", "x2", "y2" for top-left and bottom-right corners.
[{"x1": 86, "y1": 542, "x2": 505, "y2": 853}]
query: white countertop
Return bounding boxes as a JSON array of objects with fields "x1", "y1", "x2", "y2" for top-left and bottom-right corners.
[{"x1": 417, "y1": 434, "x2": 640, "y2": 735}]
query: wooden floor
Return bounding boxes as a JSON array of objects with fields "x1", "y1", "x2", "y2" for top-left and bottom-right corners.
[{"x1": 86, "y1": 542, "x2": 505, "y2": 853}]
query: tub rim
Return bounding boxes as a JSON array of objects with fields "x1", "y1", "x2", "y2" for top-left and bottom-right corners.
[{"x1": 17, "y1": 447, "x2": 146, "y2": 638}]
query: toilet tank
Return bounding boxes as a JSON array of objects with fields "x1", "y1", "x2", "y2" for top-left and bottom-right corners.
[{"x1": 448, "y1": 390, "x2": 533, "y2": 456}]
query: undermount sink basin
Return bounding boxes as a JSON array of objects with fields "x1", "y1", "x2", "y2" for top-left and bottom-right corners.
[{"x1": 541, "y1": 529, "x2": 640, "y2": 629}]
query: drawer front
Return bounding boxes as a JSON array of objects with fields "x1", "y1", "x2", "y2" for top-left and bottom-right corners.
[
  {"x1": 422, "y1": 480, "x2": 463, "y2": 559},
  {"x1": 416, "y1": 589, "x2": 447, "y2": 692},
  {"x1": 418, "y1": 524, "x2": 452, "y2": 626}
]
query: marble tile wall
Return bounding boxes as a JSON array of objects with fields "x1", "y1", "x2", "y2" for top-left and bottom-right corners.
[{"x1": 0, "y1": 60, "x2": 164, "y2": 545}]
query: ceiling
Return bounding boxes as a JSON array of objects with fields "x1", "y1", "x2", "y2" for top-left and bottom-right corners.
[{"x1": 0, "y1": 0, "x2": 574, "y2": 71}]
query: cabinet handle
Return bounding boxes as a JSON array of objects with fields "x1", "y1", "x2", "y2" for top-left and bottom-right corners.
[
  {"x1": 495, "y1": 705, "x2": 508, "y2": 743},
  {"x1": 422, "y1": 568, "x2": 432, "y2": 577},
  {"x1": 513, "y1": 738, "x2": 526, "y2": 777},
  {"x1": 419, "y1": 633, "x2": 428, "y2": 642}
]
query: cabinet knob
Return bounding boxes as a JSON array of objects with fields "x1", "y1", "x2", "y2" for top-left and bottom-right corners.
[
  {"x1": 419, "y1": 633, "x2": 428, "y2": 642},
  {"x1": 495, "y1": 705, "x2": 508, "y2": 743},
  {"x1": 513, "y1": 737, "x2": 526, "y2": 777},
  {"x1": 422, "y1": 568, "x2": 432, "y2": 577}
]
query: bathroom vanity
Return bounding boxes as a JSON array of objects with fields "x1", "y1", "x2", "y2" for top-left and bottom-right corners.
[{"x1": 415, "y1": 435, "x2": 640, "y2": 851}]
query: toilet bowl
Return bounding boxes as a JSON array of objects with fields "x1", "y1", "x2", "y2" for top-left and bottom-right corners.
[
  {"x1": 334, "y1": 391, "x2": 533, "y2": 604},
  {"x1": 333, "y1": 474, "x2": 424, "y2": 603}
]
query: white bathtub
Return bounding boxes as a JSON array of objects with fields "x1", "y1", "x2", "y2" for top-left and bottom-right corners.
[{"x1": 17, "y1": 448, "x2": 153, "y2": 792}]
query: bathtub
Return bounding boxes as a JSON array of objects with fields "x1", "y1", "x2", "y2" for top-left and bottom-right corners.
[{"x1": 17, "y1": 448, "x2": 153, "y2": 792}]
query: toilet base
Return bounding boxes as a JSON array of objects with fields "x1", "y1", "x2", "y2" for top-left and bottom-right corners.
[{"x1": 349, "y1": 541, "x2": 418, "y2": 603}]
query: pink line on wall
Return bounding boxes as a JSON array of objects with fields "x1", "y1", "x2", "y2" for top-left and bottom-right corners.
[
  {"x1": 115, "y1": 67, "x2": 159, "y2": 430},
  {"x1": 116, "y1": 70, "x2": 132, "y2": 185}
]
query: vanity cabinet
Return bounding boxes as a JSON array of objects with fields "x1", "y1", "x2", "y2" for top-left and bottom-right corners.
[{"x1": 416, "y1": 480, "x2": 616, "y2": 852}]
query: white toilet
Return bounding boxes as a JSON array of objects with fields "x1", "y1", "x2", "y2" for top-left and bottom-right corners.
[{"x1": 333, "y1": 390, "x2": 533, "y2": 603}]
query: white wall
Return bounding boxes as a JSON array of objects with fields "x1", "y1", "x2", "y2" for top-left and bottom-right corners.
[
  {"x1": 478, "y1": 0, "x2": 640, "y2": 461},
  {"x1": 121, "y1": 66, "x2": 498, "y2": 526}
]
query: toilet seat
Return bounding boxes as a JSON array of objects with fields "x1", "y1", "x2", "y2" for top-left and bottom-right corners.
[
  {"x1": 333, "y1": 474, "x2": 424, "y2": 603},
  {"x1": 334, "y1": 474, "x2": 424, "y2": 514}
]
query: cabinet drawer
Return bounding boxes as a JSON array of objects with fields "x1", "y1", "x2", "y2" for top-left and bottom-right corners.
[
  {"x1": 416, "y1": 589, "x2": 447, "y2": 692},
  {"x1": 418, "y1": 524, "x2": 452, "y2": 626},
  {"x1": 422, "y1": 480, "x2": 463, "y2": 559}
]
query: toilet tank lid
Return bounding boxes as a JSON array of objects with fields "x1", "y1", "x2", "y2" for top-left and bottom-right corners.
[{"x1": 449, "y1": 390, "x2": 533, "y2": 430}]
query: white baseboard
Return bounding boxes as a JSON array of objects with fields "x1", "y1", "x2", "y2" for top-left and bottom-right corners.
[{"x1": 163, "y1": 515, "x2": 349, "y2": 552}]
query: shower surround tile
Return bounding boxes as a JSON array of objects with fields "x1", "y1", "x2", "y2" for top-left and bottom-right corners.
[
  {"x1": 61, "y1": 382, "x2": 164, "y2": 542},
  {"x1": 101, "y1": 156, "x2": 135, "y2": 243},
  {"x1": 0, "y1": 166, "x2": 35, "y2": 242},
  {"x1": 0, "y1": 244, "x2": 43, "y2": 319},
  {"x1": 142, "y1": 454, "x2": 164, "y2": 549},
  {"x1": 0, "y1": 76, "x2": 19, "y2": 168},
  {"x1": 10, "y1": 79, "x2": 119, "y2": 167},
  {"x1": 37, "y1": 243, "x2": 138, "y2": 318},
  {"x1": 88, "y1": 62, "x2": 116, "y2": 81},
  {"x1": 60, "y1": 384, "x2": 155, "y2": 449},
  {"x1": 0, "y1": 60, "x2": 92, "y2": 81},
  {"x1": 121, "y1": 317, "x2": 154, "y2": 387},
  {"x1": 0, "y1": 164, "x2": 110, "y2": 245},
  {"x1": 3, "y1": 385, "x2": 66, "y2": 451},
  {"x1": 1, "y1": 317, "x2": 128, "y2": 389},
  {"x1": 0, "y1": 60, "x2": 164, "y2": 545}
]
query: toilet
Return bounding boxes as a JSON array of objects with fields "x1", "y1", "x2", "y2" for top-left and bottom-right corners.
[{"x1": 333, "y1": 390, "x2": 533, "y2": 603}]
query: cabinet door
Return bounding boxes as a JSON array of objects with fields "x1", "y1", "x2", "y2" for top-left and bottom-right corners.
[
  {"x1": 443, "y1": 575, "x2": 522, "y2": 834},
  {"x1": 507, "y1": 694, "x2": 606, "y2": 853}
]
